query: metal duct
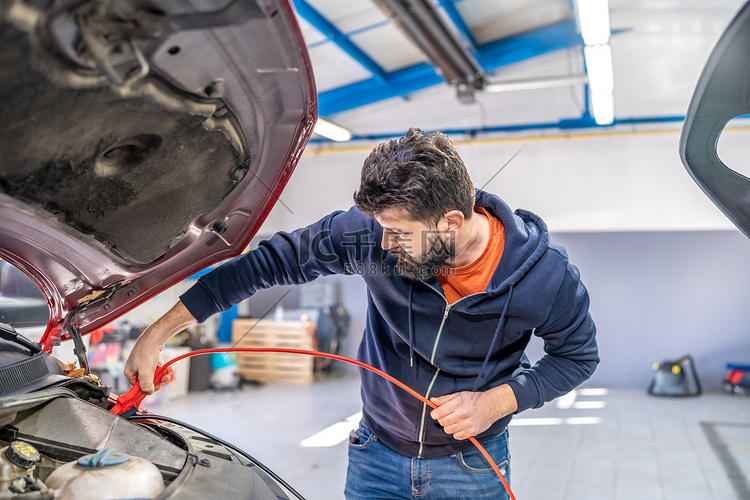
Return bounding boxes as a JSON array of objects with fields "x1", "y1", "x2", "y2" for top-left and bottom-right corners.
[{"x1": 372, "y1": 0, "x2": 488, "y2": 102}]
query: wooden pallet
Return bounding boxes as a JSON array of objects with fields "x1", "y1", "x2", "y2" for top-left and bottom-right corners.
[{"x1": 231, "y1": 319, "x2": 318, "y2": 384}]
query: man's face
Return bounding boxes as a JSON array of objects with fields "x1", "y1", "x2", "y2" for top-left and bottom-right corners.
[{"x1": 374, "y1": 208, "x2": 455, "y2": 281}]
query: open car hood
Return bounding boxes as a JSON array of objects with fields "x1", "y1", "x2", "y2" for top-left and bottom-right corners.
[
  {"x1": 679, "y1": 0, "x2": 750, "y2": 236},
  {"x1": 0, "y1": 0, "x2": 316, "y2": 350}
]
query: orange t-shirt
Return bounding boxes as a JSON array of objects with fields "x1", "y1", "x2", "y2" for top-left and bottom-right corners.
[{"x1": 437, "y1": 207, "x2": 505, "y2": 304}]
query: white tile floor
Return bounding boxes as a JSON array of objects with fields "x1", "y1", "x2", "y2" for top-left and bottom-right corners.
[{"x1": 152, "y1": 371, "x2": 750, "y2": 500}]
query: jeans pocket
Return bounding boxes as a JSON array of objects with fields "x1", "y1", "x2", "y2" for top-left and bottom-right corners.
[
  {"x1": 456, "y1": 431, "x2": 509, "y2": 476},
  {"x1": 348, "y1": 421, "x2": 377, "y2": 450}
]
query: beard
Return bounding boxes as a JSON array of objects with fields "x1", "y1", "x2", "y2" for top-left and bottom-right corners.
[{"x1": 389, "y1": 236, "x2": 456, "y2": 281}]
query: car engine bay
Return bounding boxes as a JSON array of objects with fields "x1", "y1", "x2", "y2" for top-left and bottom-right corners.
[{"x1": 0, "y1": 324, "x2": 292, "y2": 500}]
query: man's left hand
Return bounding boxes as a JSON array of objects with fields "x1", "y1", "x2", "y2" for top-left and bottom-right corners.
[{"x1": 430, "y1": 384, "x2": 518, "y2": 441}]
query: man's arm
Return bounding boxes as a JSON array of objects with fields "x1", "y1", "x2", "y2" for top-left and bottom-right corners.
[
  {"x1": 124, "y1": 208, "x2": 374, "y2": 393},
  {"x1": 506, "y1": 261, "x2": 599, "y2": 413},
  {"x1": 123, "y1": 300, "x2": 196, "y2": 394},
  {"x1": 177, "y1": 208, "x2": 366, "y2": 323}
]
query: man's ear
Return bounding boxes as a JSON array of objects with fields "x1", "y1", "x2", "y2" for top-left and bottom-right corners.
[{"x1": 442, "y1": 210, "x2": 465, "y2": 239}]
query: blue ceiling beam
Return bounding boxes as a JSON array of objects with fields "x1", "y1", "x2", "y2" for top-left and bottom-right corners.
[
  {"x1": 319, "y1": 19, "x2": 582, "y2": 116},
  {"x1": 320, "y1": 62, "x2": 443, "y2": 116},
  {"x1": 475, "y1": 19, "x2": 582, "y2": 71},
  {"x1": 435, "y1": 0, "x2": 477, "y2": 48},
  {"x1": 307, "y1": 20, "x2": 391, "y2": 49},
  {"x1": 292, "y1": 0, "x2": 388, "y2": 81}
]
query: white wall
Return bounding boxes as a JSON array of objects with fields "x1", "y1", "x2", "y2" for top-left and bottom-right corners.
[{"x1": 260, "y1": 127, "x2": 746, "y2": 234}]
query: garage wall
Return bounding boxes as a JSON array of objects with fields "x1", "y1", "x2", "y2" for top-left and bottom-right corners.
[
  {"x1": 549, "y1": 230, "x2": 750, "y2": 391},
  {"x1": 247, "y1": 127, "x2": 750, "y2": 390}
]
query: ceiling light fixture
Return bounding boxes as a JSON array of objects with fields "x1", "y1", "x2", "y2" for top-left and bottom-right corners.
[
  {"x1": 590, "y1": 92, "x2": 614, "y2": 126},
  {"x1": 577, "y1": 0, "x2": 611, "y2": 45},
  {"x1": 577, "y1": 0, "x2": 614, "y2": 125},
  {"x1": 313, "y1": 118, "x2": 352, "y2": 142},
  {"x1": 584, "y1": 44, "x2": 614, "y2": 94}
]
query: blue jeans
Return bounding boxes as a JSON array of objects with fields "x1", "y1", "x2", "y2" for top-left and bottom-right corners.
[{"x1": 344, "y1": 421, "x2": 510, "y2": 500}]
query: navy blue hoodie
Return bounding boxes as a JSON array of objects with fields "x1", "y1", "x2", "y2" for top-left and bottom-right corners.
[{"x1": 180, "y1": 189, "x2": 599, "y2": 458}]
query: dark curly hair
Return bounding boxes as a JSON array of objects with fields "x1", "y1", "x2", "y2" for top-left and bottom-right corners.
[{"x1": 353, "y1": 128, "x2": 475, "y2": 224}]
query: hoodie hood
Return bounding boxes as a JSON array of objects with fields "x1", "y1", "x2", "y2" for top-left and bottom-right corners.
[{"x1": 432, "y1": 189, "x2": 551, "y2": 300}]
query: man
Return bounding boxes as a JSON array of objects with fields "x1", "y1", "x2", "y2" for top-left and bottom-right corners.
[{"x1": 125, "y1": 128, "x2": 599, "y2": 499}]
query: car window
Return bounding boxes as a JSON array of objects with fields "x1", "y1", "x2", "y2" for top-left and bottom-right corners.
[{"x1": 0, "y1": 260, "x2": 49, "y2": 330}]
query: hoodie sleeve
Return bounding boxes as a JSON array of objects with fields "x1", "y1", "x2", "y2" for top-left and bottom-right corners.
[
  {"x1": 180, "y1": 207, "x2": 370, "y2": 322},
  {"x1": 505, "y1": 259, "x2": 599, "y2": 413}
]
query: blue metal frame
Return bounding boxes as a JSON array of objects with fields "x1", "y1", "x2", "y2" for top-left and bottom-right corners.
[
  {"x1": 307, "y1": 20, "x2": 391, "y2": 50},
  {"x1": 475, "y1": 20, "x2": 583, "y2": 72},
  {"x1": 319, "y1": 62, "x2": 443, "y2": 116},
  {"x1": 318, "y1": 19, "x2": 583, "y2": 116},
  {"x1": 292, "y1": 0, "x2": 388, "y2": 81},
  {"x1": 294, "y1": 3, "x2": 631, "y2": 132},
  {"x1": 436, "y1": 0, "x2": 477, "y2": 48}
]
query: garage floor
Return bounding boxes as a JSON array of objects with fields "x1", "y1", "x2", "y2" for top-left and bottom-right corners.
[{"x1": 153, "y1": 371, "x2": 750, "y2": 500}]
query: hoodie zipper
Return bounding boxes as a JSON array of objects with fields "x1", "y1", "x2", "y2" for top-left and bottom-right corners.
[
  {"x1": 415, "y1": 282, "x2": 512, "y2": 458},
  {"x1": 429, "y1": 303, "x2": 451, "y2": 363},
  {"x1": 416, "y1": 302, "x2": 450, "y2": 458},
  {"x1": 416, "y1": 288, "x2": 486, "y2": 458},
  {"x1": 416, "y1": 368, "x2": 441, "y2": 458}
]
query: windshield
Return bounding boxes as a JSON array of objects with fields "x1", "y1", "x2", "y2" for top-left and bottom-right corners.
[{"x1": 0, "y1": 260, "x2": 48, "y2": 332}]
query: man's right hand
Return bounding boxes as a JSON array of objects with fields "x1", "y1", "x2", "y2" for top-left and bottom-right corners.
[
  {"x1": 123, "y1": 300, "x2": 197, "y2": 394},
  {"x1": 123, "y1": 334, "x2": 172, "y2": 394}
]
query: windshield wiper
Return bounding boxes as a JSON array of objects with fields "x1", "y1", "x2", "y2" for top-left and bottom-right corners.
[{"x1": 0, "y1": 322, "x2": 43, "y2": 354}]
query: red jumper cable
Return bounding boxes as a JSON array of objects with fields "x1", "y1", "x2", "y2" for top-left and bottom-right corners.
[{"x1": 110, "y1": 347, "x2": 516, "y2": 500}]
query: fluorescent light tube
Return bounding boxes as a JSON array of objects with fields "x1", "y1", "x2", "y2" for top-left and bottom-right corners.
[
  {"x1": 313, "y1": 119, "x2": 352, "y2": 142},
  {"x1": 584, "y1": 44, "x2": 614, "y2": 94},
  {"x1": 590, "y1": 92, "x2": 614, "y2": 125},
  {"x1": 577, "y1": 0, "x2": 611, "y2": 45}
]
